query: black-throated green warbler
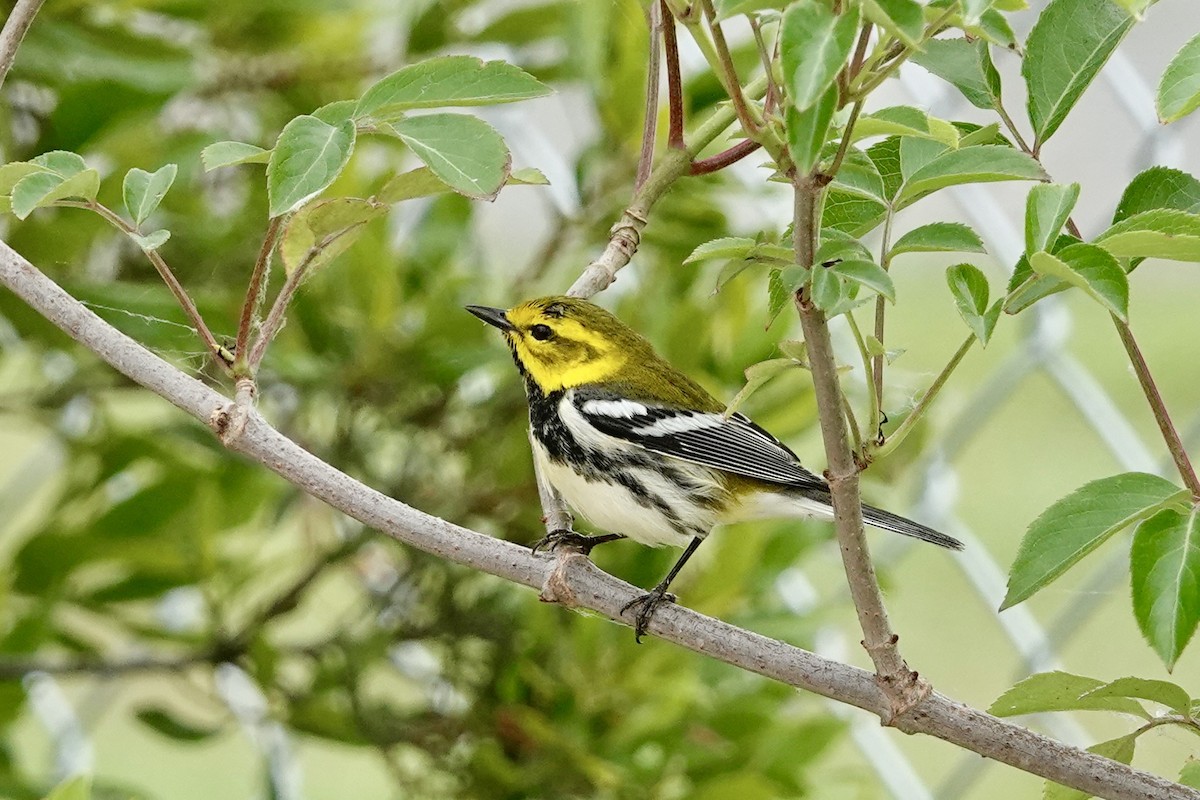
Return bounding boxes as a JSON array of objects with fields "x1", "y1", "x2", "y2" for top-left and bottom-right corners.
[{"x1": 467, "y1": 296, "x2": 962, "y2": 640}]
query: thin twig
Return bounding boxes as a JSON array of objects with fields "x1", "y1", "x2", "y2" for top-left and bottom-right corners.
[
  {"x1": 692, "y1": 0, "x2": 760, "y2": 137},
  {"x1": 62, "y1": 200, "x2": 229, "y2": 370},
  {"x1": 234, "y1": 216, "x2": 283, "y2": 376},
  {"x1": 636, "y1": 1, "x2": 664, "y2": 191},
  {"x1": 689, "y1": 139, "x2": 761, "y2": 175},
  {"x1": 873, "y1": 334, "x2": 976, "y2": 459},
  {"x1": 848, "y1": 22, "x2": 874, "y2": 81},
  {"x1": 871, "y1": 205, "x2": 896, "y2": 420},
  {"x1": 2, "y1": 243, "x2": 1198, "y2": 800},
  {"x1": 662, "y1": 0, "x2": 685, "y2": 149},
  {"x1": 748, "y1": 16, "x2": 778, "y2": 114},
  {"x1": 0, "y1": 0, "x2": 44, "y2": 90}
]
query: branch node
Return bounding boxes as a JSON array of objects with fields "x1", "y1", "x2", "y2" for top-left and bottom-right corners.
[
  {"x1": 211, "y1": 378, "x2": 256, "y2": 447},
  {"x1": 539, "y1": 552, "x2": 589, "y2": 607}
]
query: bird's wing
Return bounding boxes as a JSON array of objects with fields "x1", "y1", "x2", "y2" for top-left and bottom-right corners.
[{"x1": 571, "y1": 388, "x2": 827, "y2": 490}]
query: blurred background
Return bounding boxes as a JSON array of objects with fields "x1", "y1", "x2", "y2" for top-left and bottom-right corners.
[{"x1": 0, "y1": 0, "x2": 1198, "y2": 798}]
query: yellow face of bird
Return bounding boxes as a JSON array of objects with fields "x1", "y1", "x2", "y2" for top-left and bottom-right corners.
[{"x1": 467, "y1": 296, "x2": 630, "y2": 394}]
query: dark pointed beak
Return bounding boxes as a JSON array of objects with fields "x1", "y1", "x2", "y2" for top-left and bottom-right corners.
[{"x1": 465, "y1": 304, "x2": 515, "y2": 332}]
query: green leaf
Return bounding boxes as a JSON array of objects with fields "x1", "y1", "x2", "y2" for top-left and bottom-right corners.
[
  {"x1": 1158, "y1": 32, "x2": 1200, "y2": 123},
  {"x1": 1025, "y1": 182, "x2": 1080, "y2": 256},
  {"x1": 867, "y1": 135, "x2": 903, "y2": 199},
  {"x1": 279, "y1": 197, "x2": 386, "y2": 276},
  {"x1": 1095, "y1": 209, "x2": 1200, "y2": 262},
  {"x1": 989, "y1": 671, "x2": 1150, "y2": 719},
  {"x1": 822, "y1": 192, "x2": 886, "y2": 235},
  {"x1": 1079, "y1": 677, "x2": 1193, "y2": 715},
  {"x1": 958, "y1": 121, "x2": 1006, "y2": 147},
  {"x1": 809, "y1": 263, "x2": 843, "y2": 312},
  {"x1": 829, "y1": 259, "x2": 895, "y2": 302},
  {"x1": 1028, "y1": 243, "x2": 1128, "y2": 321},
  {"x1": 1005, "y1": 233, "x2": 1079, "y2": 314},
  {"x1": 786, "y1": 84, "x2": 837, "y2": 174},
  {"x1": 0, "y1": 161, "x2": 45, "y2": 194},
  {"x1": 891, "y1": 222, "x2": 986, "y2": 256},
  {"x1": 766, "y1": 268, "x2": 793, "y2": 329},
  {"x1": 1131, "y1": 507, "x2": 1200, "y2": 670},
  {"x1": 861, "y1": 0, "x2": 924, "y2": 48},
  {"x1": 10, "y1": 168, "x2": 100, "y2": 219},
  {"x1": 1002, "y1": 472, "x2": 1185, "y2": 609},
  {"x1": 725, "y1": 358, "x2": 798, "y2": 417},
  {"x1": 780, "y1": 0, "x2": 860, "y2": 112},
  {"x1": 852, "y1": 107, "x2": 959, "y2": 147},
  {"x1": 898, "y1": 145, "x2": 1046, "y2": 206},
  {"x1": 1023, "y1": 0, "x2": 1134, "y2": 147},
  {"x1": 130, "y1": 229, "x2": 170, "y2": 252},
  {"x1": 911, "y1": 38, "x2": 1002, "y2": 110},
  {"x1": 510, "y1": 167, "x2": 549, "y2": 185},
  {"x1": 356, "y1": 55, "x2": 551, "y2": 116},
  {"x1": 685, "y1": 237, "x2": 758, "y2": 264},
  {"x1": 375, "y1": 166, "x2": 452, "y2": 203},
  {"x1": 1112, "y1": 0, "x2": 1152, "y2": 19},
  {"x1": 42, "y1": 775, "x2": 91, "y2": 800},
  {"x1": 200, "y1": 141, "x2": 271, "y2": 171},
  {"x1": 390, "y1": 114, "x2": 511, "y2": 201},
  {"x1": 1044, "y1": 735, "x2": 1138, "y2": 800},
  {"x1": 311, "y1": 99, "x2": 357, "y2": 126},
  {"x1": 135, "y1": 706, "x2": 220, "y2": 742},
  {"x1": 1112, "y1": 167, "x2": 1200, "y2": 224},
  {"x1": 946, "y1": 263, "x2": 998, "y2": 345},
  {"x1": 830, "y1": 147, "x2": 886, "y2": 202},
  {"x1": 122, "y1": 164, "x2": 177, "y2": 226},
  {"x1": 713, "y1": 0, "x2": 790, "y2": 19},
  {"x1": 31, "y1": 150, "x2": 87, "y2": 175},
  {"x1": 1181, "y1": 758, "x2": 1200, "y2": 791},
  {"x1": 266, "y1": 115, "x2": 356, "y2": 217}
]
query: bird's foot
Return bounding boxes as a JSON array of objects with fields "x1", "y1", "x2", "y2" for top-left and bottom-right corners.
[
  {"x1": 620, "y1": 587, "x2": 677, "y2": 643},
  {"x1": 531, "y1": 530, "x2": 624, "y2": 556}
]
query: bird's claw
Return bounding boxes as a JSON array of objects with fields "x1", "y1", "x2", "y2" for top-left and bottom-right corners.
[{"x1": 620, "y1": 588, "x2": 676, "y2": 643}]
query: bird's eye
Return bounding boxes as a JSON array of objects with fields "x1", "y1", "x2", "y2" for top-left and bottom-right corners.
[{"x1": 530, "y1": 324, "x2": 553, "y2": 341}]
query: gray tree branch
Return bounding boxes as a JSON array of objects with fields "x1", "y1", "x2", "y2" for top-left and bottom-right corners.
[{"x1": 1, "y1": 242, "x2": 1194, "y2": 800}]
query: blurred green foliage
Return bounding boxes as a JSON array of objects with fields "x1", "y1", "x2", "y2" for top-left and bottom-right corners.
[{"x1": 0, "y1": 1, "x2": 860, "y2": 797}]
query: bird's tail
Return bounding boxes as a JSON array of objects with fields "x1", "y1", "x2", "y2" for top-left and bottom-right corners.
[{"x1": 861, "y1": 502, "x2": 963, "y2": 550}]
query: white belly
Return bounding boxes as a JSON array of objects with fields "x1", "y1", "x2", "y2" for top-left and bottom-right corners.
[{"x1": 531, "y1": 437, "x2": 716, "y2": 548}]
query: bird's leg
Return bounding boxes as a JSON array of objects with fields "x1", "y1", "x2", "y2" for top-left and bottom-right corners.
[
  {"x1": 531, "y1": 530, "x2": 626, "y2": 556},
  {"x1": 621, "y1": 536, "x2": 704, "y2": 643}
]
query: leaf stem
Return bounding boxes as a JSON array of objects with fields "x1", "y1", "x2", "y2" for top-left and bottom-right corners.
[
  {"x1": 234, "y1": 216, "x2": 282, "y2": 377},
  {"x1": 871, "y1": 204, "x2": 896, "y2": 427},
  {"x1": 662, "y1": 0, "x2": 685, "y2": 149},
  {"x1": 64, "y1": 200, "x2": 230, "y2": 371},
  {"x1": 697, "y1": 0, "x2": 762, "y2": 137},
  {"x1": 636, "y1": 0, "x2": 664, "y2": 192},
  {"x1": 845, "y1": 309, "x2": 879, "y2": 452},
  {"x1": 873, "y1": 333, "x2": 976, "y2": 460}
]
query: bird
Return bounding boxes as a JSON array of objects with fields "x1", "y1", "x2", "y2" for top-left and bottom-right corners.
[{"x1": 466, "y1": 295, "x2": 962, "y2": 641}]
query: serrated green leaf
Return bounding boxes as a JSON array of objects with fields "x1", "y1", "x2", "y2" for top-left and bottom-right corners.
[
  {"x1": 1023, "y1": 0, "x2": 1134, "y2": 147},
  {"x1": 989, "y1": 671, "x2": 1150, "y2": 719},
  {"x1": 10, "y1": 168, "x2": 100, "y2": 219},
  {"x1": 968, "y1": 8, "x2": 1017, "y2": 47},
  {"x1": 898, "y1": 137, "x2": 949, "y2": 182},
  {"x1": 1095, "y1": 209, "x2": 1200, "y2": 262},
  {"x1": 1025, "y1": 182, "x2": 1080, "y2": 256},
  {"x1": 0, "y1": 161, "x2": 45, "y2": 194},
  {"x1": 311, "y1": 99, "x2": 357, "y2": 126},
  {"x1": 830, "y1": 147, "x2": 886, "y2": 202},
  {"x1": 861, "y1": 0, "x2": 924, "y2": 48},
  {"x1": 1029, "y1": 243, "x2": 1128, "y2": 321},
  {"x1": 266, "y1": 115, "x2": 356, "y2": 216},
  {"x1": 390, "y1": 114, "x2": 510, "y2": 201},
  {"x1": 1131, "y1": 507, "x2": 1200, "y2": 670},
  {"x1": 852, "y1": 107, "x2": 959, "y2": 148},
  {"x1": 1005, "y1": 233, "x2": 1079, "y2": 314},
  {"x1": 766, "y1": 268, "x2": 792, "y2": 329},
  {"x1": 822, "y1": 191, "x2": 886, "y2": 235},
  {"x1": 1113, "y1": 167, "x2": 1200, "y2": 224},
  {"x1": 375, "y1": 166, "x2": 452, "y2": 203},
  {"x1": 31, "y1": 150, "x2": 86, "y2": 175},
  {"x1": 898, "y1": 145, "x2": 1046, "y2": 205},
  {"x1": 809, "y1": 263, "x2": 843, "y2": 312},
  {"x1": 130, "y1": 229, "x2": 170, "y2": 252},
  {"x1": 510, "y1": 167, "x2": 549, "y2": 185},
  {"x1": 912, "y1": 38, "x2": 1003, "y2": 110},
  {"x1": 787, "y1": 84, "x2": 837, "y2": 174},
  {"x1": 279, "y1": 197, "x2": 385, "y2": 276},
  {"x1": 122, "y1": 164, "x2": 177, "y2": 226},
  {"x1": 946, "y1": 263, "x2": 998, "y2": 345},
  {"x1": 356, "y1": 56, "x2": 551, "y2": 116},
  {"x1": 830, "y1": 259, "x2": 894, "y2": 302},
  {"x1": 815, "y1": 230, "x2": 873, "y2": 264},
  {"x1": 891, "y1": 222, "x2": 986, "y2": 256},
  {"x1": 1080, "y1": 677, "x2": 1192, "y2": 715},
  {"x1": 1158, "y1": 32, "x2": 1200, "y2": 123},
  {"x1": 1002, "y1": 472, "x2": 1185, "y2": 609},
  {"x1": 780, "y1": 1, "x2": 859, "y2": 112},
  {"x1": 867, "y1": 136, "x2": 902, "y2": 199},
  {"x1": 958, "y1": 121, "x2": 1005, "y2": 147},
  {"x1": 200, "y1": 141, "x2": 271, "y2": 171},
  {"x1": 1112, "y1": 0, "x2": 1152, "y2": 19},
  {"x1": 135, "y1": 706, "x2": 221, "y2": 742},
  {"x1": 1044, "y1": 735, "x2": 1138, "y2": 800}
]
